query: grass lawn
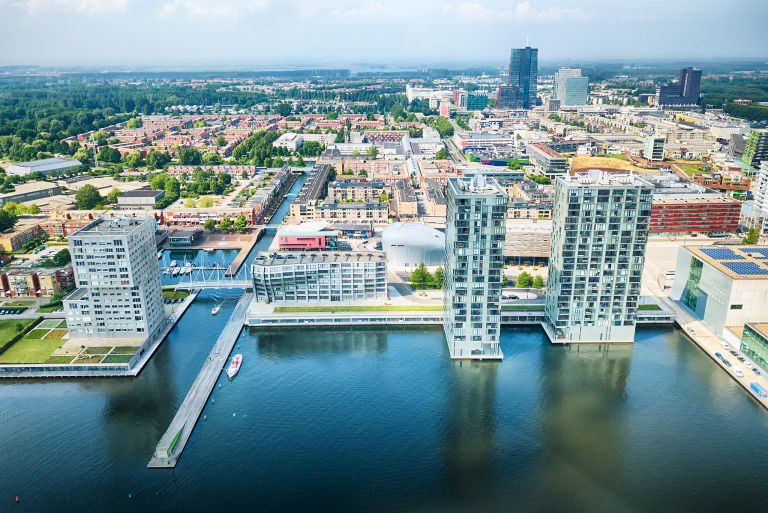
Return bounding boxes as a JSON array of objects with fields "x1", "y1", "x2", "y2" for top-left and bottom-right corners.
[
  {"x1": 639, "y1": 304, "x2": 663, "y2": 311},
  {"x1": 111, "y1": 346, "x2": 138, "y2": 355},
  {"x1": 162, "y1": 290, "x2": 190, "y2": 301},
  {"x1": 273, "y1": 305, "x2": 444, "y2": 313},
  {"x1": 0, "y1": 337, "x2": 65, "y2": 363},
  {"x1": 102, "y1": 354, "x2": 134, "y2": 364},
  {"x1": 72, "y1": 355, "x2": 103, "y2": 364},
  {"x1": 3, "y1": 300, "x2": 35, "y2": 307},
  {"x1": 45, "y1": 355, "x2": 74, "y2": 364},
  {"x1": 83, "y1": 346, "x2": 110, "y2": 355},
  {"x1": 501, "y1": 304, "x2": 546, "y2": 311},
  {"x1": 0, "y1": 319, "x2": 36, "y2": 345},
  {"x1": 605, "y1": 153, "x2": 629, "y2": 161},
  {"x1": 24, "y1": 329, "x2": 50, "y2": 340},
  {"x1": 678, "y1": 164, "x2": 707, "y2": 175}
]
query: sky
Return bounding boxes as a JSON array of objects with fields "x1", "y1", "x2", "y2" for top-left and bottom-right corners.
[{"x1": 0, "y1": 0, "x2": 766, "y2": 67}]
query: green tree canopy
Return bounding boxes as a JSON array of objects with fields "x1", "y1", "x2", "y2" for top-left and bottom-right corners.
[
  {"x1": 203, "y1": 218, "x2": 216, "y2": 231},
  {"x1": 178, "y1": 147, "x2": 202, "y2": 165},
  {"x1": 75, "y1": 184, "x2": 103, "y2": 209},
  {"x1": 409, "y1": 263, "x2": 433, "y2": 289},
  {"x1": 515, "y1": 271, "x2": 533, "y2": 288},
  {"x1": 126, "y1": 117, "x2": 143, "y2": 129},
  {"x1": 97, "y1": 146, "x2": 121, "y2": 164},
  {"x1": 0, "y1": 209, "x2": 17, "y2": 232},
  {"x1": 233, "y1": 214, "x2": 248, "y2": 232},
  {"x1": 532, "y1": 275, "x2": 545, "y2": 288},
  {"x1": 367, "y1": 146, "x2": 379, "y2": 158},
  {"x1": 123, "y1": 151, "x2": 144, "y2": 168},
  {"x1": 202, "y1": 151, "x2": 223, "y2": 165},
  {"x1": 435, "y1": 148, "x2": 450, "y2": 160},
  {"x1": 218, "y1": 216, "x2": 232, "y2": 231},
  {"x1": 146, "y1": 149, "x2": 170, "y2": 170},
  {"x1": 742, "y1": 227, "x2": 760, "y2": 245},
  {"x1": 432, "y1": 267, "x2": 445, "y2": 289},
  {"x1": 106, "y1": 188, "x2": 121, "y2": 204}
]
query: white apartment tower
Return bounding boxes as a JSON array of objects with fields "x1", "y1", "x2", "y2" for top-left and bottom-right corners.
[
  {"x1": 64, "y1": 218, "x2": 165, "y2": 341},
  {"x1": 643, "y1": 136, "x2": 666, "y2": 161},
  {"x1": 544, "y1": 171, "x2": 653, "y2": 343},
  {"x1": 443, "y1": 174, "x2": 508, "y2": 359}
]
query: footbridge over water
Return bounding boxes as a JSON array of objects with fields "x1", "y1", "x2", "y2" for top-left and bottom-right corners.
[{"x1": 170, "y1": 266, "x2": 254, "y2": 290}]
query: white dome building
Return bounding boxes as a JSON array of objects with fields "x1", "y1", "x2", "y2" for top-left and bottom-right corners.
[{"x1": 382, "y1": 222, "x2": 445, "y2": 268}]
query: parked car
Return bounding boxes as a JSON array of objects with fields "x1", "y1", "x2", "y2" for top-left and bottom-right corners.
[{"x1": 734, "y1": 369, "x2": 744, "y2": 378}]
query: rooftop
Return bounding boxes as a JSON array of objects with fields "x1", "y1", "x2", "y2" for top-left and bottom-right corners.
[
  {"x1": 448, "y1": 174, "x2": 506, "y2": 197},
  {"x1": 253, "y1": 250, "x2": 386, "y2": 267},
  {"x1": 746, "y1": 323, "x2": 768, "y2": 340},
  {"x1": 8, "y1": 157, "x2": 80, "y2": 169},
  {"x1": 560, "y1": 170, "x2": 652, "y2": 188},
  {"x1": 687, "y1": 245, "x2": 768, "y2": 279},
  {"x1": 75, "y1": 217, "x2": 152, "y2": 236},
  {"x1": 119, "y1": 189, "x2": 164, "y2": 198}
]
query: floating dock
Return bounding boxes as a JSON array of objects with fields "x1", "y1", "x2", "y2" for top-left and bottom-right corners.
[{"x1": 148, "y1": 292, "x2": 253, "y2": 468}]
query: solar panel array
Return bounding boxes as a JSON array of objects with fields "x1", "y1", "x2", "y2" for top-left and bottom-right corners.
[
  {"x1": 722, "y1": 261, "x2": 768, "y2": 276},
  {"x1": 700, "y1": 248, "x2": 744, "y2": 260},
  {"x1": 744, "y1": 248, "x2": 768, "y2": 259}
]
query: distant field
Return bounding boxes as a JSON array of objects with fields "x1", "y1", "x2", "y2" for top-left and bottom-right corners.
[
  {"x1": 605, "y1": 153, "x2": 630, "y2": 161},
  {"x1": 571, "y1": 156, "x2": 651, "y2": 173},
  {"x1": 273, "y1": 305, "x2": 444, "y2": 313}
]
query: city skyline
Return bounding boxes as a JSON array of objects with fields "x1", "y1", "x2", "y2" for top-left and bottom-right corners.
[{"x1": 1, "y1": 0, "x2": 767, "y2": 66}]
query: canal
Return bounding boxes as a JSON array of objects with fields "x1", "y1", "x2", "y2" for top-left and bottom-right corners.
[{"x1": 2, "y1": 170, "x2": 767, "y2": 512}]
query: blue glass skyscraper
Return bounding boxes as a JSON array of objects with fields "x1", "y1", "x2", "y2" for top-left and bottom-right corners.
[{"x1": 508, "y1": 46, "x2": 538, "y2": 109}]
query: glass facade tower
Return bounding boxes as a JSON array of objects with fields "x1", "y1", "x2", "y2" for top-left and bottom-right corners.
[
  {"x1": 544, "y1": 171, "x2": 653, "y2": 343},
  {"x1": 443, "y1": 175, "x2": 508, "y2": 359},
  {"x1": 507, "y1": 46, "x2": 538, "y2": 109}
]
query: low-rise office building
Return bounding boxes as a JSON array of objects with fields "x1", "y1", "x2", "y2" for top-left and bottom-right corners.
[
  {"x1": 740, "y1": 323, "x2": 768, "y2": 373},
  {"x1": 671, "y1": 245, "x2": 768, "y2": 337},
  {"x1": 527, "y1": 143, "x2": 568, "y2": 177},
  {"x1": 117, "y1": 189, "x2": 164, "y2": 210},
  {"x1": 277, "y1": 223, "x2": 339, "y2": 251},
  {"x1": 327, "y1": 180, "x2": 387, "y2": 202},
  {"x1": 0, "y1": 181, "x2": 61, "y2": 206},
  {"x1": 504, "y1": 219, "x2": 552, "y2": 265},
  {"x1": 252, "y1": 251, "x2": 387, "y2": 303},
  {"x1": 391, "y1": 180, "x2": 418, "y2": 219}
]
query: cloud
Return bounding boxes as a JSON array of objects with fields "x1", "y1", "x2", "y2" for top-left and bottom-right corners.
[
  {"x1": 443, "y1": 1, "x2": 589, "y2": 23},
  {"x1": 0, "y1": 0, "x2": 128, "y2": 15},
  {"x1": 329, "y1": 2, "x2": 386, "y2": 19},
  {"x1": 158, "y1": 0, "x2": 270, "y2": 18}
]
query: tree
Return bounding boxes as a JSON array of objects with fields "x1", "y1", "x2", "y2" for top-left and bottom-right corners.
[
  {"x1": 202, "y1": 151, "x2": 223, "y2": 165},
  {"x1": 97, "y1": 146, "x2": 121, "y2": 164},
  {"x1": 334, "y1": 131, "x2": 345, "y2": 143},
  {"x1": 123, "y1": 151, "x2": 144, "y2": 168},
  {"x1": 378, "y1": 192, "x2": 389, "y2": 203},
  {"x1": 532, "y1": 275, "x2": 545, "y2": 288},
  {"x1": 106, "y1": 188, "x2": 121, "y2": 204},
  {"x1": 742, "y1": 227, "x2": 760, "y2": 245},
  {"x1": 432, "y1": 267, "x2": 445, "y2": 289},
  {"x1": 409, "y1": 263, "x2": 433, "y2": 289},
  {"x1": 146, "y1": 149, "x2": 170, "y2": 170},
  {"x1": 126, "y1": 117, "x2": 143, "y2": 129},
  {"x1": 296, "y1": 156, "x2": 305, "y2": 167},
  {"x1": 241, "y1": 170, "x2": 249, "y2": 179},
  {"x1": 367, "y1": 146, "x2": 379, "y2": 158},
  {"x1": 218, "y1": 216, "x2": 232, "y2": 231},
  {"x1": 508, "y1": 160, "x2": 522, "y2": 170},
  {"x1": 277, "y1": 103, "x2": 292, "y2": 117},
  {"x1": 178, "y1": 147, "x2": 202, "y2": 165},
  {"x1": 233, "y1": 214, "x2": 248, "y2": 232},
  {"x1": 358, "y1": 170, "x2": 368, "y2": 177},
  {"x1": 28, "y1": 204, "x2": 40, "y2": 215},
  {"x1": 0, "y1": 209, "x2": 17, "y2": 231},
  {"x1": 198, "y1": 197, "x2": 214, "y2": 208},
  {"x1": 435, "y1": 148, "x2": 450, "y2": 160},
  {"x1": 73, "y1": 147, "x2": 92, "y2": 164},
  {"x1": 203, "y1": 219, "x2": 216, "y2": 232},
  {"x1": 75, "y1": 184, "x2": 103, "y2": 210},
  {"x1": 502, "y1": 273, "x2": 508, "y2": 287},
  {"x1": 53, "y1": 248, "x2": 71, "y2": 266},
  {"x1": 215, "y1": 135, "x2": 227, "y2": 147},
  {"x1": 515, "y1": 271, "x2": 533, "y2": 288},
  {"x1": 183, "y1": 198, "x2": 196, "y2": 208}
]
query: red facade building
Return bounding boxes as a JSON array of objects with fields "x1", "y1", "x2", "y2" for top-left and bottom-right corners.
[{"x1": 649, "y1": 197, "x2": 741, "y2": 234}]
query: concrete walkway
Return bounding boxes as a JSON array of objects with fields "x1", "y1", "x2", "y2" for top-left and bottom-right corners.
[
  {"x1": 148, "y1": 292, "x2": 253, "y2": 468},
  {"x1": 642, "y1": 267, "x2": 768, "y2": 410}
]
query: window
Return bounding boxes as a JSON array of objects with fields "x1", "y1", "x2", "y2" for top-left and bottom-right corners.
[{"x1": 730, "y1": 304, "x2": 743, "y2": 310}]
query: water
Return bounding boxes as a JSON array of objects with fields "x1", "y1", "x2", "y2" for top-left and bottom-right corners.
[{"x1": 2, "y1": 325, "x2": 767, "y2": 513}]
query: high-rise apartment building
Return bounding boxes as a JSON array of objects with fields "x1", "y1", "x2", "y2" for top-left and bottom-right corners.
[
  {"x1": 656, "y1": 67, "x2": 702, "y2": 107},
  {"x1": 553, "y1": 68, "x2": 589, "y2": 106},
  {"x1": 544, "y1": 171, "x2": 653, "y2": 344},
  {"x1": 754, "y1": 162, "x2": 768, "y2": 233},
  {"x1": 64, "y1": 218, "x2": 165, "y2": 341},
  {"x1": 443, "y1": 174, "x2": 508, "y2": 359},
  {"x1": 743, "y1": 128, "x2": 768, "y2": 170},
  {"x1": 497, "y1": 46, "x2": 538, "y2": 109}
]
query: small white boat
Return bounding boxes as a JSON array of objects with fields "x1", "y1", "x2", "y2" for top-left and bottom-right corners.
[
  {"x1": 226, "y1": 354, "x2": 242, "y2": 380},
  {"x1": 157, "y1": 251, "x2": 163, "y2": 259},
  {"x1": 211, "y1": 304, "x2": 222, "y2": 315},
  {"x1": 169, "y1": 260, "x2": 178, "y2": 268},
  {"x1": 163, "y1": 268, "x2": 171, "y2": 275},
  {"x1": 172, "y1": 268, "x2": 180, "y2": 276}
]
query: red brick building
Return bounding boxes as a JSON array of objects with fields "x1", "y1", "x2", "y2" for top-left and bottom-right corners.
[{"x1": 649, "y1": 197, "x2": 741, "y2": 234}]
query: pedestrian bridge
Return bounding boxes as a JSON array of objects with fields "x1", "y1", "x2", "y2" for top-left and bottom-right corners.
[{"x1": 169, "y1": 267, "x2": 253, "y2": 290}]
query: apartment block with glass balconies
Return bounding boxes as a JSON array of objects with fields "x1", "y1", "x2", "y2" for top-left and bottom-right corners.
[
  {"x1": 544, "y1": 171, "x2": 653, "y2": 343},
  {"x1": 443, "y1": 174, "x2": 508, "y2": 359}
]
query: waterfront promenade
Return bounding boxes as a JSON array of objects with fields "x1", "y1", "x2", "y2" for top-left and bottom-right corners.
[{"x1": 148, "y1": 291, "x2": 253, "y2": 468}]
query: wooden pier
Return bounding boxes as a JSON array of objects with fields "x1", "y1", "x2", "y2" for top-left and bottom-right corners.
[{"x1": 148, "y1": 292, "x2": 253, "y2": 468}]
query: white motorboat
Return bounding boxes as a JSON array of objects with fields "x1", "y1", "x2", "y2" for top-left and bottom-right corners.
[
  {"x1": 211, "y1": 305, "x2": 222, "y2": 315},
  {"x1": 226, "y1": 354, "x2": 242, "y2": 380}
]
